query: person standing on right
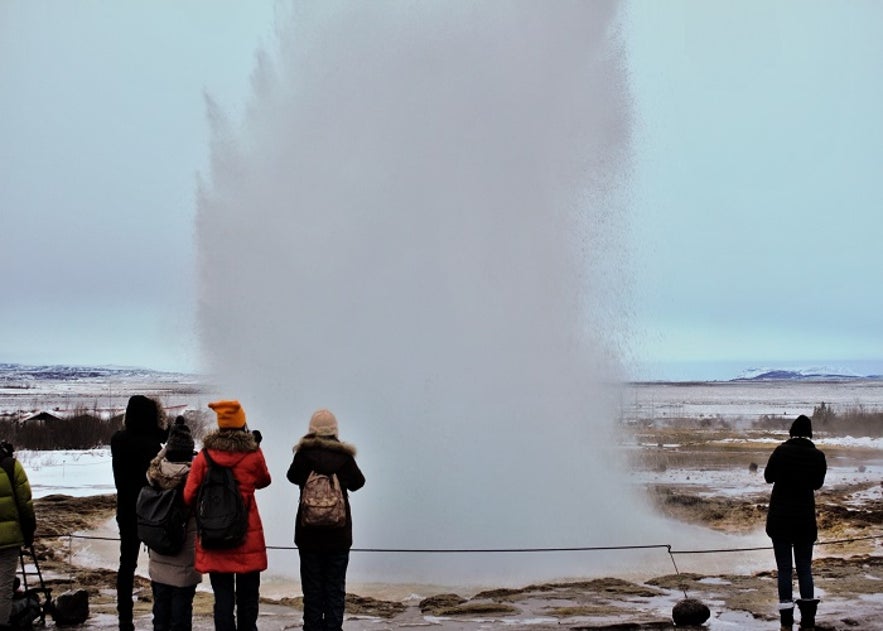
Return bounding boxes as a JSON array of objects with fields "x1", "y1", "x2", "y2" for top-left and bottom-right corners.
[
  {"x1": 288, "y1": 409, "x2": 365, "y2": 631},
  {"x1": 112, "y1": 395, "x2": 166, "y2": 631},
  {"x1": 765, "y1": 414, "x2": 827, "y2": 631}
]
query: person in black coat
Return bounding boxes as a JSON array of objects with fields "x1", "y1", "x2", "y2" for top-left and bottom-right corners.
[
  {"x1": 287, "y1": 409, "x2": 365, "y2": 631},
  {"x1": 111, "y1": 395, "x2": 166, "y2": 631},
  {"x1": 764, "y1": 414, "x2": 827, "y2": 630}
]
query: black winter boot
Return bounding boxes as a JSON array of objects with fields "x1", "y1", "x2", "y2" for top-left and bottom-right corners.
[
  {"x1": 796, "y1": 598, "x2": 819, "y2": 630},
  {"x1": 778, "y1": 603, "x2": 795, "y2": 630}
]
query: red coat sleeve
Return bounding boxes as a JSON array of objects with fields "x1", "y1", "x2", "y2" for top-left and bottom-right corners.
[{"x1": 250, "y1": 449, "x2": 271, "y2": 490}]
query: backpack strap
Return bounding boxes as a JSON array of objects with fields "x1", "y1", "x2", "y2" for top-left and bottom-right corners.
[{"x1": 303, "y1": 469, "x2": 343, "y2": 491}]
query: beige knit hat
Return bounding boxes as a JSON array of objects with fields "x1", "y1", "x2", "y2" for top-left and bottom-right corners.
[{"x1": 309, "y1": 409, "x2": 339, "y2": 437}]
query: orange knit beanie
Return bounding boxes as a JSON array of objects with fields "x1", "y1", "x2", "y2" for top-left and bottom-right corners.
[{"x1": 209, "y1": 400, "x2": 247, "y2": 430}]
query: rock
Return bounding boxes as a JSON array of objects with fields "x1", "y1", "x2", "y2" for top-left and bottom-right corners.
[
  {"x1": 345, "y1": 594, "x2": 406, "y2": 618},
  {"x1": 419, "y1": 593, "x2": 467, "y2": 614},
  {"x1": 671, "y1": 597, "x2": 710, "y2": 626}
]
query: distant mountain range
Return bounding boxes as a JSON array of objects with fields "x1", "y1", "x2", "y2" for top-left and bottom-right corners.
[
  {"x1": 732, "y1": 367, "x2": 883, "y2": 382},
  {"x1": 0, "y1": 362, "x2": 192, "y2": 383},
  {"x1": 3, "y1": 361, "x2": 881, "y2": 385}
]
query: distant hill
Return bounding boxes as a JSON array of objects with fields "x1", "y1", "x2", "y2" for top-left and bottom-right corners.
[
  {"x1": 0, "y1": 362, "x2": 193, "y2": 383},
  {"x1": 732, "y1": 367, "x2": 883, "y2": 382}
]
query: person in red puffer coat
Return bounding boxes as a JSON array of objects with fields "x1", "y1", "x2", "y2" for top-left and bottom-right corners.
[{"x1": 183, "y1": 400, "x2": 271, "y2": 631}]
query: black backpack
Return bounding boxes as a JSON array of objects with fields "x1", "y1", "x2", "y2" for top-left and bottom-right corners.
[
  {"x1": 195, "y1": 449, "x2": 248, "y2": 549},
  {"x1": 135, "y1": 484, "x2": 188, "y2": 555},
  {"x1": 10, "y1": 588, "x2": 44, "y2": 630}
]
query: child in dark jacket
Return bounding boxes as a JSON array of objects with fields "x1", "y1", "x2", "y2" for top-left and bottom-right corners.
[
  {"x1": 288, "y1": 409, "x2": 365, "y2": 631},
  {"x1": 146, "y1": 417, "x2": 201, "y2": 631}
]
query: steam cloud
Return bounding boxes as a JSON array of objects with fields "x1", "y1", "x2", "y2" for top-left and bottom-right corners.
[{"x1": 197, "y1": 2, "x2": 652, "y2": 584}]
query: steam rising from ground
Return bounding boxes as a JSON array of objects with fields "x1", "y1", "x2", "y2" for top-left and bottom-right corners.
[{"x1": 197, "y1": 2, "x2": 654, "y2": 584}]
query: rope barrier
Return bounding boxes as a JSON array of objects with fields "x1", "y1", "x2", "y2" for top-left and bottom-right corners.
[
  {"x1": 669, "y1": 534, "x2": 883, "y2": 556},
  {"x1": 348, "y1": 544, "x2": 672, "y2": 553},
  {"x1": 42, "y1": 532, "x2": 883, "y2": 554},
  {"x1": 38, "y1": 531, "x2": 883, "y2": 601}
]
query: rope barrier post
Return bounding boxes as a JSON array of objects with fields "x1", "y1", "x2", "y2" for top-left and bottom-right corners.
[
  {"x1": 664, "y1": 545, "x2": 688, "y2": 599},
  {"x1": 68, "y1": 533, "x2": 75, "y2": 583}
]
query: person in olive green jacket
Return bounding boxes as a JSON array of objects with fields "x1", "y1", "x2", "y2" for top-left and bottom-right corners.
[{"x1": 0, "y1": 440, "x2": 36, "y2": 631}]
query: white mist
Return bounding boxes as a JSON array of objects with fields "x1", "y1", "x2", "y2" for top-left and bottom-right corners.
[{"x1": 196, "y1": 2, "x2": 666, "y2": 586}]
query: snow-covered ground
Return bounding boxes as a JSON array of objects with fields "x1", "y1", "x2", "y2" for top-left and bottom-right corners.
[
  {"x1": 622, "y1": 379, "x2": 883, "y2": 421},
  {"x1": 18, "y1": 449, "x2": 115, "y2": 498},
  {"x1": 627, "y1": 436, "x2": 883, "y2": 499},
  {"x1": 630, "y1": 461, "x2": 883, "y2": 500}
]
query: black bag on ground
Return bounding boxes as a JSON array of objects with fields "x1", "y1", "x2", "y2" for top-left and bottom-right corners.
[
  {"x1": 195, "y1": 449, "x2": 248, "y2": 549},
  {"x1": 47, "y1": 589, "x2": 89, "y2": 627},
  {"x1": 10, "y1": 588, "x2": 43, "y2": 630},
  {"x1": 136, "y1": 484, "x2": 188, "y2": 555}
]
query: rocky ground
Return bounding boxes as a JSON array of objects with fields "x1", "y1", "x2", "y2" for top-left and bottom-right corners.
[{"x1": 25, "y1": 427, "x2": 883, "y2": 629}]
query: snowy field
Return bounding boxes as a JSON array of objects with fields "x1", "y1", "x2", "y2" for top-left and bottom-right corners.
[
  {"x1": 622, "y1": 379, "x2": 883, "y2": 421},
  {"x1": 19, "y1": 449, "x2": 115, "y2": 499}
]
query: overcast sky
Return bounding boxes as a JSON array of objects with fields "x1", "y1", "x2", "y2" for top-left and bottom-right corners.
[{"x1": 2, "y1": 1, "x2": 881, "y2": 380}]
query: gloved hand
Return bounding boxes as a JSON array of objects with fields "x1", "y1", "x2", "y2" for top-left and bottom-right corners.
[
  {"x1": 22, "y1": 516, "x2": 36, "y2": 548},
  {"x1": 252, "y1": 429, "x2": 263, "y2": 445}
]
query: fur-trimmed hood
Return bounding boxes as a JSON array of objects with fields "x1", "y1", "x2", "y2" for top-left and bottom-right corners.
[
  {"x1": 203, "y1": 428, "x2": 259, "y2": 453},
  {"x1": 146, "y1": 453, "x2": 191, "y2": 490},
  {"x1": 293, "y1": 434, "x2": 356, "y2": 456}
]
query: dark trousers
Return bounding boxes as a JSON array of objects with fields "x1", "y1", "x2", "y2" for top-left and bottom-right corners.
[
  {"x1": 772, "y1": 538, "x2": 815, "y2": 602},
  {"x1": 299, "y1": 550, "x2": 350, "y2": 631},
  {"x1": 151, "y1": 582, "x2": 196, "y2": 631},
  {"x1": 116, "y1": 523, "x2": 141, "y2": 630},
  {"x1": 208, "y1": 571, "x2": 260, "y2": 631}
]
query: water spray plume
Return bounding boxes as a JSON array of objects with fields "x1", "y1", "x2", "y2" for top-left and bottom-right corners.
[{"x1": 197, "y1": 2, "x2": 665, "y2": 585}]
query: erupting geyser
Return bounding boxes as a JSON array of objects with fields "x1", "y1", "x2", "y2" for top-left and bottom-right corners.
[{"x1": 197, "y1": 2, "x2": 650, "y2": 585}]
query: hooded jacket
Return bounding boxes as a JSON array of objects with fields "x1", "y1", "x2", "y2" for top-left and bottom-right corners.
[
  {"x1": 111, "y1": 401, "x2": 165, "y2": 530},
  {"x1": 145, "y1": 450, "x2": 201, "y2": 587},
  {"x1": 764, "y1": 436, "x2": 827, "y2": 541},
  {"x1": 0, "y1": 458, "x2": 35, "y2": 549},
  {"x1": 182, "y1": 429, "x2": 271, "y2": 574},
  {"x1": 288, "y1": 434, "x2": 365, "y2": 552}
]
